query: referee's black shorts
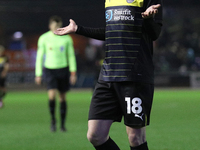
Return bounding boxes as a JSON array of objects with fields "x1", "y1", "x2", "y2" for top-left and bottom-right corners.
[
  {"x1": 89, "y1": 80, "x2": 154, "y2": 128},
  {"x1": 44, "y1": 67, "x2": 70, "y2": 93}
]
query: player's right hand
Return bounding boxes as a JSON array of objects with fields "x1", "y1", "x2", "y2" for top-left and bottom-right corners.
[
  {"x1": 35, "y1": 76, "x2": 42, "y2": 85},
  {"x1": 1, "y1": 72, "x2": 7, "y2": 78},
  {"x1": 141, "y1": 4, "x2": 161, "y2": 19},
  {"x1": 54, "y1": 19, "x2": 78, "y2": 36}
]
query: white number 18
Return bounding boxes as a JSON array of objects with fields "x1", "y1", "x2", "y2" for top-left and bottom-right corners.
[{"x1": 125, "y1": 97, "x2": 142, "y2": 114}]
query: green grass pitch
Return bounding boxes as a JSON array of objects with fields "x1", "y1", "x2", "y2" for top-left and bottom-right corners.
[{"x1": 0, "y1": 89, "x2": 200, "y2": 150}]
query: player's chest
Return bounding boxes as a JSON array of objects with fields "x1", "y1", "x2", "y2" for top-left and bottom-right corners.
[
  {"x1": 44, "y1": 39, "x2": 67, "y2": 52},
  {"x1": 0, "y1": 57, "x2": 6, "y2": 65},
  {"x1": 105, "y1": 0, "x2": 145, "y2": 23}
]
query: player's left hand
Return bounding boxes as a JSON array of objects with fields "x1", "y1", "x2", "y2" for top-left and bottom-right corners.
[
  {"x1": 141, "y1": 4, "x2": 161, "y2": 19},
  {"x1": 1, "y1": 72, "x2": 6, "y2": 78},
  {"x1": 35, "y1": 76, "x2": 42, "y2": 85},
  {"x1": 54, "y1": 19, "x2": 78, "y2": 36},
  {"x1": 70, "y1": 74, "x2": 77, "y2": 86}
]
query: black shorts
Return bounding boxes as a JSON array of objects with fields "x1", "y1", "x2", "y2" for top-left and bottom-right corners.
[
  {"x1": 44, "y1": 67, "x2": 70, "y2": 93},
  {"x1": 89, "y1": 80, "x2": 154, "y2": 128},
  {"x1": 0, "y1": 77, "x2": 6, "y2": 87}
]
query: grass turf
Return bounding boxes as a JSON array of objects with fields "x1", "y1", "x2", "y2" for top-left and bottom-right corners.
[{"x1": 0, "y1": 89, "x2": 200, "y2": 150}]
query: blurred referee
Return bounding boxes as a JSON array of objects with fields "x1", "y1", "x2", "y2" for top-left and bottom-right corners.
[{"x1": 35, "y1": 16, "x2": 77, "y2": 132}]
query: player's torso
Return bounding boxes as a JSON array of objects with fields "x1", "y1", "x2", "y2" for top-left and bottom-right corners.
[
  {"x1": 0, "y1": 56, "x2": 7, "y2": 67},
  {"x1": 0, "y1": 56, "x2": 7, "y2": 72},
  {"x1": 42, "y1": 31, "x2": 70, "y2": 68},
  {"x1": 102, "y1": 0, "x2": 145, "y2": 81},
  {"x1": 43, "y1": 31, "x2": 68, "y2": 57}
]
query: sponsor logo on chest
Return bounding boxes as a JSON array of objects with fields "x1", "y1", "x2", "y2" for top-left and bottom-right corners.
[{"x1": 106, "y1": 8, "x2": 135, "y2": 22}]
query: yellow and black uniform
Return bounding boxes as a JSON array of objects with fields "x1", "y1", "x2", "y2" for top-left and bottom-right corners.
[
  {"x1": 0, "y1": 55, "x2": 9, "y2": 87},
  {"x1": 76, "y1": 0, "x2": 162, "y2": 127}
]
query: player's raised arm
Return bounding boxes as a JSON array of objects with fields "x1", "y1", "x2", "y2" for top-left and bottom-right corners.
[
  {"x1": 54, "y1": 19, "x2": 105, "y2": 41},
  {"x1": 141, "y1": 4, "x2": 162, "y2": 41},
  {"x1": 54, "y1": 19, "x2": 78, "y2": 36},
  {"x1": 35, "y1": 36, "x2": 45, "y2": 85}
]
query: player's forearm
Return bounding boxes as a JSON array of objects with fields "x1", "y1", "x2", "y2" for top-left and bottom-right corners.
[
  {"x1": 1, "y1": 64, "x2": 9, "y2": 77},
  {"x1": 3, "y1": 63, "x2": 9, "y2": 72},
  {"x1": 1, "y1": 70, "x2": 9, "y2": 76},
  {"x1": 68, "y1": 45, "x2": 77, "y2": 73},
  {"x1": 143, "y1": 18, "x2": 162, "y2": 41},
  {"x1": 35, "y1": 55, "x2": 44, "y2": 76},
  {"x1": 69, "y1": 61, "x2": 77, "y2": 73},
  {"x1": 35, "y1": 65, "x2": 43, "y2": 76},
  {"x1": 68, "y1": 55, "x2": 77, "y2": 72},
  {"x1": 76, "y1": 26, "x2": 105, "y2": 41}
]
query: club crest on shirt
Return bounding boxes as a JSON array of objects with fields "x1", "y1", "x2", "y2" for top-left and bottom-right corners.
[
  {"x1": 126, "y1": 0, "x2": 135, "y2": 3},
  {"x1": 60, "y1": 46, "x2": 64, "y2": 52},
  {"x1": 106, "y1": 10, "x2": 113, "y2": 22}
]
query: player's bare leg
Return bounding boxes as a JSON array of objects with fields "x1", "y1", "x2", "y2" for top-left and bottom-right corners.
[
  {"x1": 48, "y1": 89, "x2": 57, "y2": 132},
  {"x1": 0, "y1": 99, "x2": 3, "y2": 108},
  {"x1": 126, "y1": 126, "x2": 148, "y2": 150},
  {"x1": 59, "y1": 92, "x2": 67, "y2": 132},
  {"x1": 0, "y1": 87, "x2": 6, "y2": 109},
  {"x1": 87, "y1": 120, "x2": 120, "y2": 150}
]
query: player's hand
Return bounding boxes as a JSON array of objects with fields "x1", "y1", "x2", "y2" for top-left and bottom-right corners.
[
  {"x1": 70, "y1": 74, "x2": 77, "y2": 86},
  {"x1": 1, "y1": 72, "x2": 7, "y2": 78},
  {"x1": 141, "y1": 4, "x2": 161, "y2": 19},
  {"x1": 35, "y1": 76, "x2": 42, "y2": 85},
  {"x1": 54, "y1": 19, "x2": 78, "y2": 36}
]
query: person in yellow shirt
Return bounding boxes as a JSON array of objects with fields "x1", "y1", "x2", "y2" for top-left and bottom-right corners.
[{"x1": 0, "y1": 45, "x2": 9, "y2": 109}]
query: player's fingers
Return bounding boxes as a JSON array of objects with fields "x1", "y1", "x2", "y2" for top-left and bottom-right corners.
[
  {"x1": 69, "y1": 19, "x2": 74, "y2": 24},
  {"x1": 57, "y1": 27, "x2": 65, "y2": 31},
  {"x1": 54, "y1": 28, "x2": 66, "y2": 34},
  {"x1": 142, "y1": 13, "x2": 147, "y2": 18},
  {"x1": 54, "y1": 30, "x2": 61, "y2": 35},
  {"x1": 151, "y1": 9, "x2": 158, "y2": 15},
  {"x1": 152, "y1": 4, "x2": 161, "y2": 9}
]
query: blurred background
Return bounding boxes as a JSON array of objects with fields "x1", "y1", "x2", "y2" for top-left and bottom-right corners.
[{"x1": 0, "y1": 0, "x2": 200, "y2": 89}]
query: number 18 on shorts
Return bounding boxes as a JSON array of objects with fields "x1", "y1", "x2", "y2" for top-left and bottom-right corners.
[{"x1": 125, "y1": 97, "x2": 144, "y2": 121}]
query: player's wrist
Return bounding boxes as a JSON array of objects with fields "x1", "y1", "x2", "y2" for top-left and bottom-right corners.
[
  {"x1": 75, "y1": 25, "x2": 80, "y2": 34},
  {"x1": 35, "y1": 76, "x2": 42, "y2": 78},
  {"x1": 74, "y1": 25, "x2": 78, "y2": 33},
  {"x1": 70, "y1": 72, "x2": 76, "y2": 76}
]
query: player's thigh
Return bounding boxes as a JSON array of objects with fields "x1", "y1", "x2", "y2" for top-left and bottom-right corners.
[
  {"x1": 58, "y1": 91, "x2": 66, "y2": 102},
  {"x1": 48, "y1": 89, "x2": 57, "y2": 100},
  {"x1": 56, "y1": 67, "x2": 70, "y2": 93},
  {"x1": 45, "y1": 68, "x2": 58, "y2": 90},
  {"x1": 88, "y1": 120, "x2": 113, "y2": 139},
  {"x1": 89, "y1": 81, "x2": 123, "y2": 122},
  {"x1": 114, "y1": 82, "x2": 154, "y2": 128},
  {"x1": 0, "y1": 77, "x2": 6, "y2": 88}
]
